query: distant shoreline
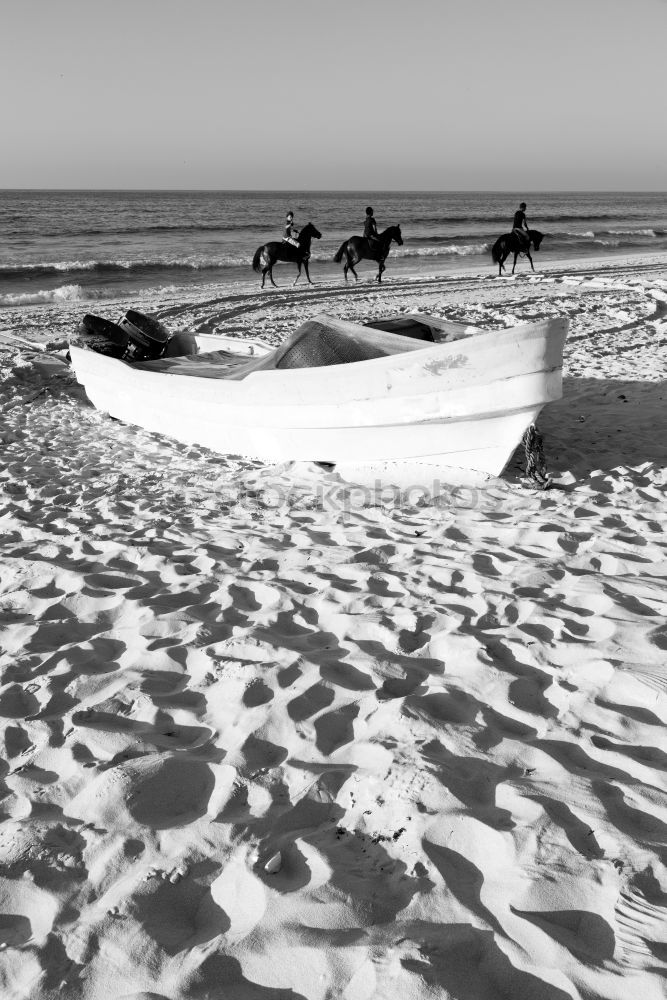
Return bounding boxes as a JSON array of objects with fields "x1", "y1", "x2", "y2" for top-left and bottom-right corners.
[{"x1": 2, "y1": 187, "x2": 667, "y2": 194}]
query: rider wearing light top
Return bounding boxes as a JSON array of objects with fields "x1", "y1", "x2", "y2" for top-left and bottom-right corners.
[{"x1": 283, "y1": 211, "x2": 300, "y2": 247}]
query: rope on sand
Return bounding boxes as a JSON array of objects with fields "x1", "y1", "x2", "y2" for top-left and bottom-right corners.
[{"x1": 522, "y1": 423, "x2": 552, "y2": 489}]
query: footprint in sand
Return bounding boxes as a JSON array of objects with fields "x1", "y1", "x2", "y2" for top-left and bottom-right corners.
[
  {"x1": 510, "y1": 904, "x2": 616, "y2": 962},
  {"x1": 68, "y1": 754, "x2": 215, "y2": 830},
  {"x1": 319, "y1": 660, "x2": 375, "y2": 692},
  {"x1": 0, "y1": 684, "x2": 41, "y2": 719},
  {"x1": 527, "y1": 794, "x2": 605, "y2": 859},
  {"x1": 253, "y1": 840, "x2": 312, "y2": 893},
  {"x1": 2, "y1": 726, "x2": 34, "y2": 758},
  {"x1": 0, "y1": 821, "x2": 87, "y2": 882},
  {"x1": 234, "y1": 733, "x2": 288, "y2": 775},
  {"x1": 314, "y1": 703, "x2": 359, "y2": 755},
  {"x1": 71, "y1": 705, "x2": 213, "y2": 755},
  {"x1": 243, "y1": 678, "x2": 274, "y2": 707},
  {"x1": 288, "y1": 683, "x2": 335, "y2": 722},
  {"x1": 129, "y1": 862, "x2": 228, "y2": 955},
  {"x1": 406, "y1": 689, "x2": 479, "y2": 727}
]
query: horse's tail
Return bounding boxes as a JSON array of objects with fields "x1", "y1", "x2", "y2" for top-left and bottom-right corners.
[
  {"x1": 491, "y1": 237, "x2": 504, "y2": 264},
  {"x1": 333, "y1": 240, "x2": 348, "y2": 264},
  {"x1": 252, "y1": 246, "x2": 264, "y2": 272}
]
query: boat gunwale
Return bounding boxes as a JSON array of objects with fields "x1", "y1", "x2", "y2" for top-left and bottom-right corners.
[{"x1": 70, "y1": 316, "x2": 567, "y2": 392}]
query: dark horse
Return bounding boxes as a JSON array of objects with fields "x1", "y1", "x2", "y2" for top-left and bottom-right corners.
[
  {"x1": 252, "y1": 222, "x2": 322, "y2": 288},
  {"x1": 491, "y1": 229, "x2": 544, "y2": 277},
  {"x1": 333, "y1": 225, "x2": 403, "y2": 283}
]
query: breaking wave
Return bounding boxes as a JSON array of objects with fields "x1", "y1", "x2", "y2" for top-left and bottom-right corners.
[
  {"x1": 0, "y1": 256, "x2": 255, "y2": 280},
  {"x1": 607, "y1": 228, "x2": 659, "y2": 237},
  {"x1": 397, "y1": 243, "x2": 489, "y2": 257},
  {"x1": 0, "y1": 284, "x2": 99, "y2": 306},
  {"x1": 0, "y1": 283, "x2": 185, "y2": 308}
]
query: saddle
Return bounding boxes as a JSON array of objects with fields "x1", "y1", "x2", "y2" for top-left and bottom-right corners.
[{"x1": 282, "y1": 237, "x2": 299, "y2": 248}]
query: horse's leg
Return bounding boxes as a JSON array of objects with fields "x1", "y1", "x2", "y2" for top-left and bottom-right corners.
[
  {"x1": 269, "y1": 264, "x2": 278, "y2": 288},
  {"x1": 304, "y1": 259, "x2": 313, "y2": 284},
  {"x1": 377, "y1": 260, "x2": 386, "y2": 283},
  {"x1": 293, "y1": 262, "x2": 301, "y2": 286},
  {"x1": 344, "y1": 251, "x2": 357, "y2": 282},
  {"x1": 512, "y1": 252, "x2": 518, "y2": 274},
  {"x1": 260, "y1": 266, "x2": 267, "y2": 289},
  {"x1": 526, "y1": 250, "x2": 535, "y2": 271}
]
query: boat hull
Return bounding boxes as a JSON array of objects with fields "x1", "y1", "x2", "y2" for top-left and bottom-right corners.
[{"x1": 69, "y1": 316, "x2": 567, "y2": 481}]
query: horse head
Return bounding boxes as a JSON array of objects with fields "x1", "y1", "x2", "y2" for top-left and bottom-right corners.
[
  {"x1": 391, "y1": 225, "x2": 403, "y2": 246},
  {"x1": 529, "y1": 229, "x2": 544, "y2": 250},
  {"x1": 299, "y1": 223, "x2": 322, "y2": 243}
]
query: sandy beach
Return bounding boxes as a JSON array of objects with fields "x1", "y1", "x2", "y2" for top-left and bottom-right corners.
[{"x1": 1, "y1": 252, "x2": 666, "y2": 999}]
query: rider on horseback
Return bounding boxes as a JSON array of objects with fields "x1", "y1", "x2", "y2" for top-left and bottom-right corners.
[
  {"x1": 512, "y1": 202, "x2": 530, "y2": 250},
  {"x1": 283, "y1": 211, "x2": 300, "y2": 248},
  {"x1": 364, "y1": 206, "x2": 381, "y2": 252}
]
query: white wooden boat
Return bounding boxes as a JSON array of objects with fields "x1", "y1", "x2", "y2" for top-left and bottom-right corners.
[{"x1": 69, "y1": 313, "x2": 568, "y2": 485}]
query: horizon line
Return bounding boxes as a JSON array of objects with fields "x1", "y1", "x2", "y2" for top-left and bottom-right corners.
[{"x1": 1, "y1": 187, "x2": 666, "y2": 195}]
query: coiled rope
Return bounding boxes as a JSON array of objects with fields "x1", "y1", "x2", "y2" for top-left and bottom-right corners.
[{"x1": 522, "y1": 423, "x2": 552, "y2": 489}]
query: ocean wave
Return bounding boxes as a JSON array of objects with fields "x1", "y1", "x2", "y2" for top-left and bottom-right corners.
[
  {"x1": 0, "y1": 284, "x2": 101, "y2": 306},
  {"x1": 400, "y1": 211, "x2": 662, "y2": 228},
  {"x1": 0, "y1": 244, "x2": 492, "y2": 276},
  {"x1": 539, "y1": 211, "x2": 661, "y2": 223},
  {"x1": 27, "y1": 220, "x2": 268, "y2": 239},
  {"x1": 552, "y1": 230, "x2": 596, "y2": 239},
  {"x1": 397, "y1": 243, "x2": 489, "y2": 257},
  {"x1": 0, "y1": 256, "x2": 255, "y2": 278},
  {"x1": 606, "y1": 228, "x2": 657, "y2": 237},
  {"x1": 312, "y1": 243, "x2": 489, "y2": 260},
  {"x1": 0, "y1": 282, "x2": 187, "y2": 308},
  {"x1": 547, "y1": 230, "x2": 667, "y2": 248},
  {"x1": 399, "y1": 210, "x2": 659, "y2": 225},
  {"x1": 414, "y1": 234, "x2": 491, "y2": 247},
  {"x1": 555, "y1": 234, "x2": 667, "y2": 250}
]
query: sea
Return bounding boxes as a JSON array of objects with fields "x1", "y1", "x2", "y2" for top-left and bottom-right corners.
[{"x1": 1, "y1": 190, "x2": 666, "y2": 309}]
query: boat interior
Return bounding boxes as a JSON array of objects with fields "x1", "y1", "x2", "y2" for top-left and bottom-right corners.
[{"x1": 130, "y1": 313, "x2": 478, "y2": 381}]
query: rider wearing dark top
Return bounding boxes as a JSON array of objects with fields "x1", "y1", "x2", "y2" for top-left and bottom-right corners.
[
  {"x1": 512, "y1": 202, "x2": 529, "y2": 246},
  {"x1": 364, "y1": 206, "x2": 380, "y2": 248}
]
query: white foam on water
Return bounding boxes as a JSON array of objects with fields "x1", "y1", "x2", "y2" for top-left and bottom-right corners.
[{"x1": 0, "y1": 284, "x2": 92, "y2": 306}]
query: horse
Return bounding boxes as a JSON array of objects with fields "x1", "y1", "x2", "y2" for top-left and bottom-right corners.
[
  {"x1": 491, "y1": 229, "x2": 544, "y2": 277},
  {"x1": 333, "y1": 225, "x2": 403, "y2": 283},
  {"x1": 252, "y1": 222, "x2": 322, "y2": 288}
]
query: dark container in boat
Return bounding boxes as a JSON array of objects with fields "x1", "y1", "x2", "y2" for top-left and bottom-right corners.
[
  {"x1": 119, "y1": 311, "x2": 171, "y2": 360},
  {"x1": 79, "y1": 314, "x2": 130, "y2": 358}
]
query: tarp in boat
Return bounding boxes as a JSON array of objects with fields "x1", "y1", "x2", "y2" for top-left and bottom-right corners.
[{"x1": 130, "y1": 314, "x2": 432, "y2": 381}]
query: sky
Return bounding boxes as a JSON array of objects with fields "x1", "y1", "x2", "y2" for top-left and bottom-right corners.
[{"x1": 1, "y1": 0, "x2": 666, "y2": 190}]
